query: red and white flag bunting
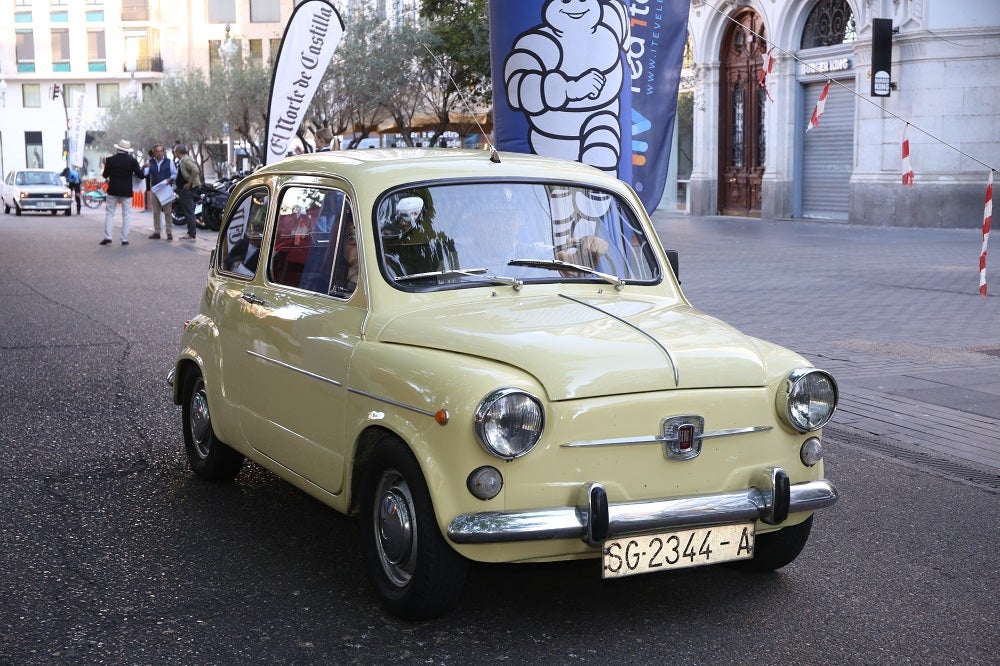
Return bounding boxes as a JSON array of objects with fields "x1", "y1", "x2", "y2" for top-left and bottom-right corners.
[
  {"x1": 758, "y1": 47, "x2": 775, "y2": 102},
  {"x1": 902, "y1": 123, "x2": 915, "y2": 186},
  {"x1": 980, "y1": 171, "x2": 993, "y2": 298},
  {"x1": 807, "y1": 80, "x2": 831, "y2": 131}
]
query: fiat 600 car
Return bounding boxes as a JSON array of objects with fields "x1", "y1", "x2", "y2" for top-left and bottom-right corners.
[{"x1": 169, "y1": 149, "x2": 839, "y2": 619}]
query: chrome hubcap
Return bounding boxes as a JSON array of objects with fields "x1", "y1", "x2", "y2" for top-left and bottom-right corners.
[
  {"x1": 373, "y1": 471, "x2": 416, "y2": 587},
  {"x1": 190, "y1": 385, "x2": 211, "y2": 458}
]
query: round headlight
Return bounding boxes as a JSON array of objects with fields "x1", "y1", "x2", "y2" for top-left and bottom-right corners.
[
  {"x1": 777, "y1": 369, "x2": 838, "y2": 432},
  {"x1": 474, "y1": 388, "x2": 544, "y2": 460}
]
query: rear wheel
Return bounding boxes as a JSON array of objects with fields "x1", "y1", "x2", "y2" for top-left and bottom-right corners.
[
  {"x1": 181, "y1": 372, "x2": 244, "y2": 481},
  {"x1": 2, "y1": 200, "x2": 9, "y2": 214},
  {"x1": 359, "y1": 437, "x2": 467, "y2": 620},
  {"x1": 735, "y1": 515, "x2": 813, "y2": 572}
]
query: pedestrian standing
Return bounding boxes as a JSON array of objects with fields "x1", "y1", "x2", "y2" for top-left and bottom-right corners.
[
  {"x1": 144, "y1": 144, "x2": 177, "y2": 240},
  {"x1": 100, "y1": 139, "x2": 144, "y2": 246},
  {"x1": 174, "y1": 144, "x2": 201, "y2": 241},
  {"x1": 61, "y1": 165, "x2": 82, "y2": 214}
]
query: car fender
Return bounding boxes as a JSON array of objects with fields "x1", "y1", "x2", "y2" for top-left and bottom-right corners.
[
  {"x1": 345, "y1": 341, "x2": 546, "y2": 532},
  {"x1": 173, "y1": 314, "x2": 243, "y2": 449}
]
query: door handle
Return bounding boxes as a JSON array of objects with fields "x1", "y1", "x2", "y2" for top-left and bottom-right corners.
[{"x1": 240, "y1": 291, "x2": 265, "y2": 306}]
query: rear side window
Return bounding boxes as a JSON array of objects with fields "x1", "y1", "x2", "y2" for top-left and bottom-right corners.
[
  {"x1": 219, "y1": 187, "x2": 270, "y2": 277},
  {"x1": 269, "y1": 185, "x2": 357, "y2": 298}
]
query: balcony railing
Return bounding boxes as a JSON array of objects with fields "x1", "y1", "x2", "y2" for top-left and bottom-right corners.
[{"x1": 123, "y1": 56, "x2": 164, "y2": 73}]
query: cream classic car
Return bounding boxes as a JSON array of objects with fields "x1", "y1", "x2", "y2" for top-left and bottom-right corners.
[{"x1": 169, "y1": 149, "x2": 838, "y2": 619}]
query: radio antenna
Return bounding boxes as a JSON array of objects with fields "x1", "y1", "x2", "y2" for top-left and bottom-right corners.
[{"x1": 420, "y1": 42, "x2": 500, "y2": 163}]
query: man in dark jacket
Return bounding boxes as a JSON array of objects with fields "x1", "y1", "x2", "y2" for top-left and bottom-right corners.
[{"x1": 100, "y1": 139, "x2": 144, "y2": 246}]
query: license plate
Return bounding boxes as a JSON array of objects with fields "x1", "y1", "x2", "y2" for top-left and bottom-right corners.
[
  {"x1": 37, "y1": 201, "x2": 55, "y2": 207},
  {"x1": 602, "y1": 522, "x2": 755, "y2": 579}
]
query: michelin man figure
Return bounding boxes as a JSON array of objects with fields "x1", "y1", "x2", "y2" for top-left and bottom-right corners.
[{"x1": 503, "y1": 0, "x2": 629, "y2": 175}]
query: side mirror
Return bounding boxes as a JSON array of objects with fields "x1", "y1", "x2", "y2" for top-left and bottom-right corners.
[{"x1": 665, "y1": 249, "x2": 680, "y2": 284}]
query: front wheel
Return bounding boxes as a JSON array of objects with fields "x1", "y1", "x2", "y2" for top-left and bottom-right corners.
[
  {"x1": 182, "y1": 372, "x2": 244, "y2": 481},
  {"x1": 359, "y1": 437, "x2": 468, "y2": 620},
  {"x1": 83, "y1": 192, "x2": 103, "y2": 209},
  {"x1": 734, "y1": 515, "x2": 813, "y2": 572}
]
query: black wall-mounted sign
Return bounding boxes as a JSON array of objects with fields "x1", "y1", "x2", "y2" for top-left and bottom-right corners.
[{"x1": 871, "y1": 18, "x2": 893, "y2": 97}]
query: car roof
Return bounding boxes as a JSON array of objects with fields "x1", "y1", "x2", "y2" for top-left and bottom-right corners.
[{"x1": 254, "y1": 148, "x2": 618, "y2": 189}]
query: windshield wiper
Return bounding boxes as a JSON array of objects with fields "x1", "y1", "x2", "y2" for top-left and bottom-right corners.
[
  {"x1": 508, "y1": 259, "x2": 625, "y2": 290},
  {"x1": 395, "y1": 268, "x2": 523, "y2": 290}
]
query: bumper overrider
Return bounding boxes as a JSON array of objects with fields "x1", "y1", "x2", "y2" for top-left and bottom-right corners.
[{"x1": 447, "y1": 467, "x2": 838, "y2": 546}]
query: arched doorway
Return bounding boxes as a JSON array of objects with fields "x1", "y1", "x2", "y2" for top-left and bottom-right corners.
[{"x1": 718, "y1": 9, "x2": 768, "y2": 216}]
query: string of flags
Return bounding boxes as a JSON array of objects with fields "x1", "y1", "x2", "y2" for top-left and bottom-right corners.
[
  {"x1": 758, "y1": 48, "x2": 775, "y2": 102},
  {"x1": 806, "y1": 81, "x2": 830, "y2": 132},
  {"x1": 901, "y1": 124, "x2": 914, "y2": 186},
  {"x1": 981, "y1": 171, "x2": 993, "y2": 298}
]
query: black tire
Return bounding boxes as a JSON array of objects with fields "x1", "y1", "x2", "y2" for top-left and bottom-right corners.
[
  {"x1": 172, "y1": 209, "x2": 186, "y2": 225},
  {"x1": 3, "y1": 200, "x2": 9, "y2": 214},
  {"x1": 734, "y1": 515, "x2": 813, "y2": 572},
  {"x1": 182, "y1": 372, "x2": 244, "y2": 481},
  {"x1": 359, "y1": 437, "x2": 468, "y2": 620},
  {"x1": 15, "y1": 205, "x2": 22, "y2": 216},
  {"x1": 63, "y1": 207, "x2": 71, "y2": 216}
]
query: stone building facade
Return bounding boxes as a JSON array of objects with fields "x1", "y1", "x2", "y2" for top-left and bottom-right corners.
[{"x1": 681, "y1": 0, "x2": 999, "y2": 228}]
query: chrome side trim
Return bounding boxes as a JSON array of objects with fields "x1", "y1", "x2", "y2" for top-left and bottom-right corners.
[
  {"x1": 447, "y1": 478, "x2": 838, "y2": 544},
  {"x1": 246, "y1": 350, "x2": 342, "y2": 387},
  {"x1": 561, "y1": 425, "x2": 772, "y2": 448},
  {"x1": 347, "y1": 387, "x2": 438, "y2": 418},
  {"x1": 559, "y1": 294, "x2": 680, "y2": 386}
]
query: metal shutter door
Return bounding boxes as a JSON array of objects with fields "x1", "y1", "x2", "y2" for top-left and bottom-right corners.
[{"x1": 801, "y1": 79, "x2": 853, "y2": 219}]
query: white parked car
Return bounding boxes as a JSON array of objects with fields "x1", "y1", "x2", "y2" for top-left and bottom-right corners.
[{"x1": 2, "y1": 169, "x2": 73, "y2": 216}]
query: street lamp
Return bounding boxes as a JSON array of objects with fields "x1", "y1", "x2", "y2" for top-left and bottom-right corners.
[
  {"x1": 127, "y1": 73, "x2": 140, "y2": 102},
  {"x1": 218, "y1": 24, "x2": 239, "y2": 174}
]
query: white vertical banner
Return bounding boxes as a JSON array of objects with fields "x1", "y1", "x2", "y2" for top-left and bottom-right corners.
[
  {"x1": 264, "y1": 0, "x2": 344, "y2": 165},
  {"x1": 69, "y1": 91, "x2": 87, "y2": 168}
]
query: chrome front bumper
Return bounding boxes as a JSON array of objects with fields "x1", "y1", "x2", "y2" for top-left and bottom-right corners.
[{"x1": 447, "y1": 469, "x2": 838, "y2": 546}]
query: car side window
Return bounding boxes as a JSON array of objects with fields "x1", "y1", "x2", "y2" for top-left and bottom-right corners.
[
  {"x1": 219, "y1": 187, "x2": 270, "y2": 278},
  {"x1": 270, "y1": 186, "x2": 357, "y2": 298}
]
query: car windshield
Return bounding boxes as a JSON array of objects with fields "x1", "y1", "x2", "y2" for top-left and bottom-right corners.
[
  {"x1": 17, "y1": 171, "x2": 62, "y2": 187},
  {"x1": 376, "y1": 182, "x2": 660, "y2": 291}
]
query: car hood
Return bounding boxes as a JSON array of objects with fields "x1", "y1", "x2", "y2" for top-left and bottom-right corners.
[{"x1": 377, "y1": 293, "x2": 770, "y2": 400}]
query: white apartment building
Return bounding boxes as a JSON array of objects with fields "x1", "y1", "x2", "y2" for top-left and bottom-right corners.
[{"x1": 0, "y1": 0, "x2": 418, "y2": 178}]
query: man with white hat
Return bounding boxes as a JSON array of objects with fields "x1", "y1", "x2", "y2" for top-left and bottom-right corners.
[{"x1": 100, "y1": 139, "x2": 144, "y2": 246}]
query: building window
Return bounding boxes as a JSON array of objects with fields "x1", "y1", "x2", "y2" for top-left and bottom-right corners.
[
  {"x1": 26, "y1": 131, "x2": 44, "y2": 169},
  {"x1": 801, "y1": 0, "x2": 856, "y2": 49},
  {"x1": 248, "y1": 39, "x2": 263, "y2": 66},
  {"x1": 124, "y1": 28, "x2": 161, "y2": 72},
  {"x1": 51, "y1": 0, "x2": 69, "y2": 5},
  {"x1": 16, "y1": 30, "x2": 36, "y2": 72},
  {"x1": 88, "y1": 30, "x2": 107, "y2": 71},
  {"x1": 23, "y1": 84, "x2": 42, "y2": 108},
  {"x1": 122, "y1": 0, "x2": 149, "y2": 21},
  {"x1": 208, "y1": 40, "x2": 222, "y2": 72},
  {"x1": 97, "y1": 82, "x2": 118, "y2": 107},
  {"x1": 207, "y1": 0, "x2": 236, "y2": 23},
  {"x1": 250, "y1": 0, "x2": 280, "y2": 22},
  {"x1": 269, "y1": 38, "x2": 282, "y2": 62},
  {"x1": 15, "y1": 12, "x2": 32, "y2": 23},
  {"x1": 62, "y1": 83, "x2": 86, "y2": 107},
  {"x1": 50, "y1": 10, "x2": 68, "y2": 21},
  {"x1": 52, "y1": 29, "x2": 71, "y2": 72},
  {"x1": 15, "y1": 0, "x2": 32, "y2": 6}
]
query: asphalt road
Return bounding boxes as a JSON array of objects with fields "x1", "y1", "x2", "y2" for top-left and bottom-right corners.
[{"x1": 1, "y1": 210, "x2": 997, "y2": 664}]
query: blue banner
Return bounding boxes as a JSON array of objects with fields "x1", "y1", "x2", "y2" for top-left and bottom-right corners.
[{"x1": 489, "y1": 0, "x2": 689, "y2": 213}]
